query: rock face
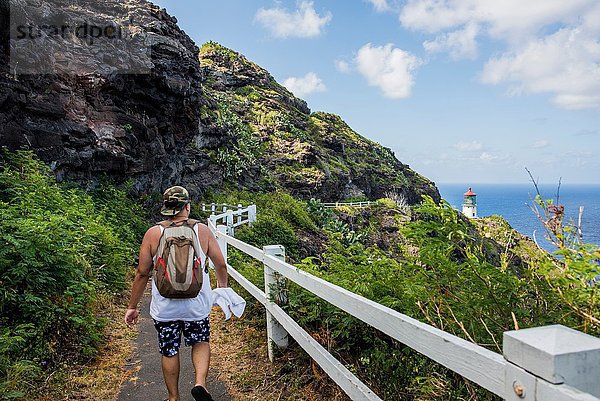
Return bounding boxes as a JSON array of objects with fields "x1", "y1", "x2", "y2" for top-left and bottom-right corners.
[
  {"x1": 0, "y1": 0, "x2": 219, "y2": 195},
  {"x1": 0, "y1": 0, "x2": 440, "y2": 203}
]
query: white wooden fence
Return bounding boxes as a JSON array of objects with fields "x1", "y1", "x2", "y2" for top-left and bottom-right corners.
[
  {"x1": 322, "y1": 200, "x2": 373, "y2": 208},
  {"x1": 201, "y1": 203, "x2": 256, "y2": 236},
  {"x1": 201, "y1": 203, "x2": 241, "y2": 213},
  {"x1": 205, "y1": 203, "x2": 600, "y2": 401}
]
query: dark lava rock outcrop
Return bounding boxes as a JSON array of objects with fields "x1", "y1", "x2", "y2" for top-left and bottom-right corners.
[
  {"x1": 1, "y1": 0, "x2": 220, "y2": 195},
  {"x1": 0, "y1": 0, "x2": 440, "y2": 203}
]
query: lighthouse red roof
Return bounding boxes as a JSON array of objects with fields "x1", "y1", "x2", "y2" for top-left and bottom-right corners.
[{"x1": 464, "y1": 187, "x2": 476, "y2": 196}]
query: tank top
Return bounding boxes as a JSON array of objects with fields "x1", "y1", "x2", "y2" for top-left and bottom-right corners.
[{"x1": 149, "y1": 223, "x2": 213, "y2": 322}]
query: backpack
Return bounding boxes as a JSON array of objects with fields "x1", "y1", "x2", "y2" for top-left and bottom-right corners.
[{"x1": 153, "y1": 219, "x2": 206, "y2": 299}]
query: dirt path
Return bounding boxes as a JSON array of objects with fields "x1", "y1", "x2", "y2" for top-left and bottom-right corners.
[
  {"x1": 117, "y1": 285, "x2": 346, "y2": 401},
  {"x1": 117, "y1": 287, "x2": 232, "y2": 401}
]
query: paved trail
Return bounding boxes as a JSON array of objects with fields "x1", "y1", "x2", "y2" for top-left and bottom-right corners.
[{"x1": 118, "y1": 286, "x2": 232, "y2": 401}]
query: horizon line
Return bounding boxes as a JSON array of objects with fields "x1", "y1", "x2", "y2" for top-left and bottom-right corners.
[{"x1": 435, "y1": 182, "x2": 600, "y2": 186}]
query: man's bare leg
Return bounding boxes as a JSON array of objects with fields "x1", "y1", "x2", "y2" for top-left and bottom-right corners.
[
  {"x1": 191, "y1": 342, "x2": 210, "y2": 388},
  {"x1": 161, "y1": 353, "x2": 180, "y2": 401}
]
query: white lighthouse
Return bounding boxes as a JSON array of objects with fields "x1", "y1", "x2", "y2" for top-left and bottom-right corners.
[{"x1": 462, "y1": 187, "x2": 477, "y2": 219}]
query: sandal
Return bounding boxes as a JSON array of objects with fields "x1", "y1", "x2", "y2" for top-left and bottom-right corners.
[{"x1": 191, "y1": 385, "x2": 214, "y2": 401}]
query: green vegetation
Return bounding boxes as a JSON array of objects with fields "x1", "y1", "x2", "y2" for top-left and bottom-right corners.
[
  {"x1": 211, "y1": 191, "x2": 598, "y2": 400},
  {"x1": 200, "y1": 41, "x2": 241, "y2": 63},
  {"x1": 202, "y1": 191, "x2": 318, "y2": 261},
  {"x1": 199, "y1": 41, "x2": 439, "y2": 202},
  {"x1": 528, "y1": 192, "x2": 599, "y2": 330},
  {"x1": 0, "y1": 150, "x2": 148, "y2": 399},
  {"x1": 1, "y1": 149, "x2": 597, "y2": 401},
  {"x1": 212, "y1": 99, "x2": 262, "y2": 180}
]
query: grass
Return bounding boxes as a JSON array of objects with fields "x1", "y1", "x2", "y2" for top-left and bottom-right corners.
[
  {"x1": 209, "y1": 301, "x2": 349, "y2": 401},
  {"x1": 33, "y1": 295, "x2": 136, "y2": 401}
]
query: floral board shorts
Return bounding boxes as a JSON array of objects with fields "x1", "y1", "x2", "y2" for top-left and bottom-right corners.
[{"x1": 152, "y1": 317, "x2": 210, "y2": 357}]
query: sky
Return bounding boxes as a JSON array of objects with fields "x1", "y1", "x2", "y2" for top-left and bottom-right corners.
[{"x1": 153, "y1": 0, "x2": 600, "y2": 185}]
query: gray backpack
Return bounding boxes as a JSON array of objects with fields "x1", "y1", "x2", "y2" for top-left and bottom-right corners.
[{"x1": 153, "y1": 219, "x2": 205, "y2": 298}]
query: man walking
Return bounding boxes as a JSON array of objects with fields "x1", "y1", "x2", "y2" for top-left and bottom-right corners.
[{"x1": 125, "y1": 186, "x2": 228, "y2": 401}]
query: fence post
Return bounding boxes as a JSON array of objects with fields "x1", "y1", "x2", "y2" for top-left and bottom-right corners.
[
  {"x1": 226, "y1": 210, "x2": 234, "y2": 236},
  {"x1": 248, "y1": 205, "x2": 257, "y2": 225},
  {"x1": 209, "y1": 215, "x2": 217, "y2": 229},
  {"x1": 216, "y1": 225, "x2": 228, "y2": 268},
  {"x1": 263, "y1": 245, "x2": 289, "y2": 362},
  {"x1": 503, "y1": 325, "x2": 600, "y2": 400},
  {"x1": 237, "y1": 204, "x2": 243, "y2": 225}
]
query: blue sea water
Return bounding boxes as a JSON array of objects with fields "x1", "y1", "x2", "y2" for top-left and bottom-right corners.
[{"x1": 437, "y1": 184, "x2": 600, "y2": 252}]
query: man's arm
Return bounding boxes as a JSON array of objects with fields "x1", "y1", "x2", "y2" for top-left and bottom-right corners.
[
  {"x1": 124, "y1": 226, "x2": 158, "y2": 327},
  {"x1": 202, "y1": 225, "x2": 228, "y2": 288}
]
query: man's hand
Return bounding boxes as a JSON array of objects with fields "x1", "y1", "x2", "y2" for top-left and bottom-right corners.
[
  {"x1": 123, "y1": 226, "x2": 157, "y2": 329},
  {"x1": 124, "y1": 308, "x2": 140, "y2": 328}
]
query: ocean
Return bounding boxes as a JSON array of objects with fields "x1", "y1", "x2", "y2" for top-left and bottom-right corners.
[{"x1": 437, "y1": 184, "x2": 600, "y2": 252}]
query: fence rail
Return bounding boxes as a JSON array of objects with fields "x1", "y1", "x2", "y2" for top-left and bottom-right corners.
[
  {"x1": 201, "y1": 203, "x2": 241, "y2": 212},
  {"x1": 322, "y1": 201, "x2": 373, "y2": 208},
  {"x1": 207, "y1": 205, "x2": 600, "y2": 401},
  {"x1": 202, "y1": 203, "x2": 256, "y2": 235}
]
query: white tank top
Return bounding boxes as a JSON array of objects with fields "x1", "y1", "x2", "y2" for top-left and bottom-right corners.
[{"x1": 149, "y1": 223, "x2": 213, "y2": 322}]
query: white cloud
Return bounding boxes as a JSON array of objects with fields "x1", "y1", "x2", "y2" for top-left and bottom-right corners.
[
  {"x1": 397, "y1": 0, "x2": 600, "y2": 109},
  {"x1": 255, "y1": 1, "x2": 332, "y2": 39},
  {"x1": 423, "y1": 23, "x2": 479, "y2": 60},
  {"x1": 335, "y1": 60, "x2": 351, "y2": 73},
  {"x1": 481, "y1": 27, "x2": 600, "y2": 109},
  {"x1": 399, "y1": 0, "x2": 593, "y2": 39},
  {"x1": 367, "y1": 0, "x2": 391, "y2": 13},
  {"x1": 479, "y1": 152, "x2": 498, "y2": 161},
  {"x1": 454, "y1": 140, "x2": 483, "y2": 151},
  {"x1": 532, "y1": 140, "x2": 549, "y2": 149},
  {"x1": 283, "y1": 72, "x2": 327, "y2": 97},
  {"x1": 355, "y1": 43, "x2": 424, "y2": 99}
]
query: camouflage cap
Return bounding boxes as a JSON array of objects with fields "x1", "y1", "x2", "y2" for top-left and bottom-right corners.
[{"x1": 160, "y1": 186, "x2": 190, "y2": 216}]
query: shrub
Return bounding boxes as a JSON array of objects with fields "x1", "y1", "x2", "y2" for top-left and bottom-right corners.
[
  {"x1": 306, "y1": 198, "x2": 334, "y2": 227},
  {"x1": 236, "y1": 214, "x2": 299, "y2": 258},
  {"x1": 256, "y1": 192, "x2": 316, "y2": 233},
  {"x1": 195, "y1": 180, "x2": 599, "y2": 400},
  {"x1": 214, "y1": 100, "x2": 261, "y2": 180},
  {"x1": 225, "y1": 192, "x2": 599, "y2": 400},
  {"x1": 0, "y1": 150, "x2": 148, "y2": 398},
  {"x1": 527, "y1": 186, "x2": 600, "y2": 332}
]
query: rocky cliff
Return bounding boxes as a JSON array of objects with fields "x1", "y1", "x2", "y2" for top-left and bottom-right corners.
[
  {"x1": 0, "y1": 0, "x2": 440, "y2": 203},
  {"x1": 0, "y1": 0, "x2": 213, "y2": 193}
]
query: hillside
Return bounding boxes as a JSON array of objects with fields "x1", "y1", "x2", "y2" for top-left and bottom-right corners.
[
  {"x1": 198, "y1": 42, "x2": 438, "y2": 203},
  {"x1": 218, "y1": 194, "x2": 598, "y2": 400},
  {"x1": 0, "y1": 0, "x2": 439, "y2": 203}
]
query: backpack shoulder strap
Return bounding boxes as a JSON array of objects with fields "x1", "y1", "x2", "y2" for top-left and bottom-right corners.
[
  {"x1": 185, "y1": 218, "x2": 200, "y2": 227},
  {"x1": 192, "y1": 222, "x2": 208, "y2": 273},
  {"x1": 157, "y1": 219, "x2": 199, "y2": 228},
  {"x1": 153, "y1": 222, "x2": 169, "y2": 267},
  {"x1": 157, "y1": 220, "x2": 175, "y2": 228}
]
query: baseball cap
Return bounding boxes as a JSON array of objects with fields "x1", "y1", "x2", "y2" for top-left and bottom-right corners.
[{"x1": 160, "y1": 186, "x2": 190, "y2": 216}]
